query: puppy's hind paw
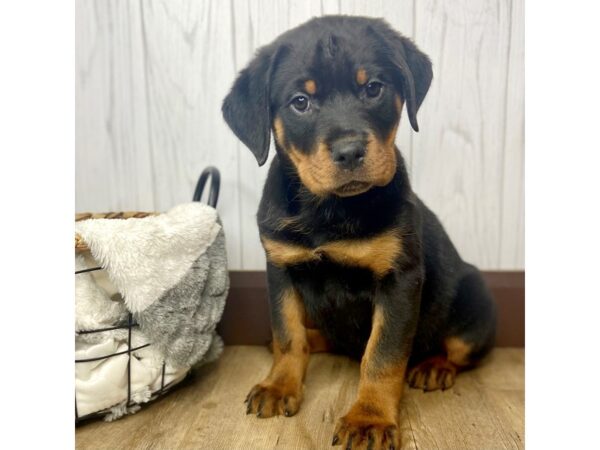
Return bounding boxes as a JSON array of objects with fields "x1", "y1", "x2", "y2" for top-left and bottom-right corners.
[{"x1": 407, "y1": 356, "x2": 457, "y2": 392}]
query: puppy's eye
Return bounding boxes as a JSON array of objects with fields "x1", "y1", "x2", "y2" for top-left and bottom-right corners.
[
  {"x1": 291, "y1": 95, "x2": 310, "y2": 112},
  {"x1": 365, "y1": 82, "x2": 383, "y2": 98}
]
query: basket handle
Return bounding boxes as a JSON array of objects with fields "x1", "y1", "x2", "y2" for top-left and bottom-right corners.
[{"x1": 193, "y1": 166, "x2": 220, "y2": 208}]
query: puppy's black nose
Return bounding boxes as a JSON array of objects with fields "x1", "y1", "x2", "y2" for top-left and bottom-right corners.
[{"x1": 331, "y1": 142, "x2": 366, "y2": 170}]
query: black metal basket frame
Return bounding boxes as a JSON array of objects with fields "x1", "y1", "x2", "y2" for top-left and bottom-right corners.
[{"x1": 75, "y1": 167, "x2": 221, "y2": 423}]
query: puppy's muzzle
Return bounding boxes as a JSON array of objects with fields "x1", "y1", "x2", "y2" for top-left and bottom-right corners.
[{"x1": 331, "y1": 140, "x2": 366, "y2": 171}]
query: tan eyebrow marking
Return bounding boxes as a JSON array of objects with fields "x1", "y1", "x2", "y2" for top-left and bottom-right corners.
[
  {"x1": 304, "y1": 79, "x2": 317, "y2": 95},
  {"x1": 356, "y1": 68, "x2": 368, "y2": 85}
]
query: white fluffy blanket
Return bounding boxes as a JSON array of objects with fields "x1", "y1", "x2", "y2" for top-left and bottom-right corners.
[{"x1": 75, "y1": 203, "x2": 221, "y2": 313}]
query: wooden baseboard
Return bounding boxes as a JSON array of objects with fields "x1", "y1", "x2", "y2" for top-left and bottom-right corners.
[{"x1": 217, "y1": 270, "x2": 524, "y2": 348}]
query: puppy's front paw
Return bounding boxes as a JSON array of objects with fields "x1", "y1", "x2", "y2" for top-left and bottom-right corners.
[
  {"x1": 332, "y1": 404, "x2": 399, "y2": 450},
  {"x1": 245, "y1": 382, "x2": 302, "y2": 418}
]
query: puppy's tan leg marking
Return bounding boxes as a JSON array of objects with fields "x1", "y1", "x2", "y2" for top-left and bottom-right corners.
[
  {"x1": 306, "y1": 328, "x2": 332, "y2": 353},
  {"x1": 333, "y1": 305, "x2": 405, "y2": 449},
  {"x1": 245, "y1": 288, "x2": 309, "y2": 418},
  {"x1": 445, "y1": 336, "x2": 473, "y2": 366},
  {"x1": 407, "y1": 337, "x2": 474, "y2": 392}
]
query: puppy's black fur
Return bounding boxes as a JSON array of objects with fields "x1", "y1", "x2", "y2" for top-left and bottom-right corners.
[{"x1": 223, "y1": 15, "x2": 496, "y2": 449}]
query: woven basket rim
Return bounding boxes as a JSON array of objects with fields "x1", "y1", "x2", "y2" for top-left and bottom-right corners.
[{"x1": 75, "y1": 211, "x2": 159, "y2": 252}]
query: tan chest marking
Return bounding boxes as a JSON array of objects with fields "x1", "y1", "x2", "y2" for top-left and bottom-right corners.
[{"x1": 261, "y1": 231, "x2": 402, "y2": 277}]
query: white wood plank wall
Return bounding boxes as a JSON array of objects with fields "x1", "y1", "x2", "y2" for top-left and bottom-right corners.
[{"x1": 76, "y1": 0, "x2": 524, "y2": 270}]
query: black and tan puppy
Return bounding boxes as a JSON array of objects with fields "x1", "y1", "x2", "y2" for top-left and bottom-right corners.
[{"x1": 222, "y1": 15, "x2": 496, "y2": 450}]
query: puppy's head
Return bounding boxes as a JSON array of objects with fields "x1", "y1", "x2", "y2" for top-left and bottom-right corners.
[{"x1": 223, "y1": 16, "x2": 432, "y2": 197}]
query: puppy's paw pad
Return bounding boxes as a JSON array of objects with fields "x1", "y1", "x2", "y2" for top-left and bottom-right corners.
[
  {"x1": 244, "y1": 383, "x2": 301, "y2": 418},
  {"x1": 407, "y1": 357, "x2": 456, "y2": 392}
]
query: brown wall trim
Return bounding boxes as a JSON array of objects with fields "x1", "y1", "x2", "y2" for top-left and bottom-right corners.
[{"x1": 217, "y1": 270, "x2": 524, "y2": 348}]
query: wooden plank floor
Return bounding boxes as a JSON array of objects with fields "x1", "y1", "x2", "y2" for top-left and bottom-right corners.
[{"x1": 76, "y1": 346, "x2": 524, "y2": 450}]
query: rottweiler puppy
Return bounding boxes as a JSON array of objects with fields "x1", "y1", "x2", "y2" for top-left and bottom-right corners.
[{"x1": 222, "y1": 15, "x2": 496, "y2": 450}]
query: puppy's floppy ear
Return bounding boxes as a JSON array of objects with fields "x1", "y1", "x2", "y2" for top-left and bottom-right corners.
[
  {"x1": 222, "y1": 44, "x2": 285, "y2": 166},
  {"x1": 371, "y1": 21, "x2": 433, "y2": 132}
]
